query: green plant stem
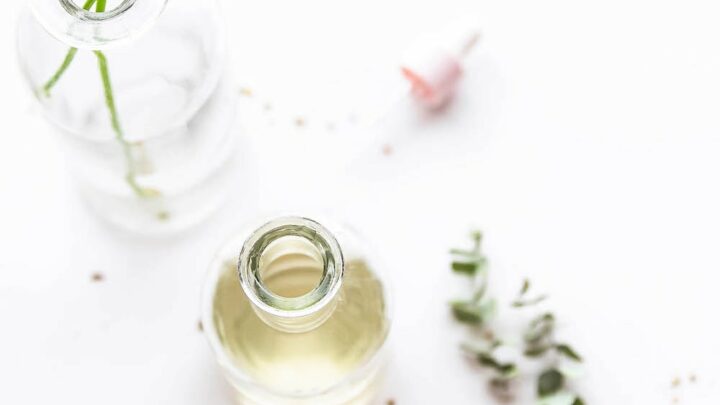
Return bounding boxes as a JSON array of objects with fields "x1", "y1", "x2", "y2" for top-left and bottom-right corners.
[
  {"x1": 40, "y1": 0, "x2": 97, "y2": 97},
  {"x1": 94, "y1": 50, "x2": 158, "y2": 199},
  {"x1": 40, "y1": 0, "x2": 163, "y2": 204},
  {"x1": 41, "y1": 48, "x2": 77, "y2": 97},
  {"x1": 94, "y1": 0, "x2": 159, "y2": 199},
  {"x1": 41, "y1": 0, "x2": 167, "y2": 207}
]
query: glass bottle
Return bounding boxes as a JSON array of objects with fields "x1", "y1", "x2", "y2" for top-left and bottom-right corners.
[
  {"x1": 202, "y1": 216, "x2": 392, "y2": 404},
  {"x1": 16, "y1": 0, "x2": 237, "y2": 234}
]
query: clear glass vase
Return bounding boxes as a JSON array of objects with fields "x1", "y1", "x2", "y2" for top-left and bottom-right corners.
[
  {"x1": 202, "y1": 216, "x2": 392, "y2": 405},
  {"x1": 16, "y1": 0, "x2": 237, "y2": 234}
]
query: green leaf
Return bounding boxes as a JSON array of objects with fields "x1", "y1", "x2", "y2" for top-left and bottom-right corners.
[
  {"x1": 524, "y1": 345, "x2": 551, "y2": 357},
  {"x1": 555, "y1": 344, "x2": 583, "y2": 362},
  {"x1": 477, "y1": 353, "x2": 517, "y2": 377},
  {"x1": 452, "y1": 261, "x2": 479, "y2": 276},
  {"x1": 525, "y1": 313, "x2": 555, "y2": 344},
  {"x1": 451, "y1": 299, "x2": 496, "y2": 325},
  {"x1": 520, "y1": 278, "x2": 530, "y2": 295},
  {"x1": 534, "y1": 313, "x2": 555, "y2": 324},
  {"x1": 538, "y1": 369, "x2": 564, "y2": 397},
  {"x1": 512, "y1": 294, "x2": 548, "y2": 308},
  {"x1": 572, "y1": 397, "x2": 585, "y2": 405},
  {"x1": 451, "y1": 301, "x2": 484, "y2": 325},
  {"x1": 450, "y1": 231, "x2": 488, "y2": 276}
]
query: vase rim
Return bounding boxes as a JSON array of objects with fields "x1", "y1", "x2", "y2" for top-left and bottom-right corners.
[
  {"x1": 59, "y1": 0, "x2": 137, "y2": 22},
  {"x1": 29, "y1": 0, "x2": 168, "y2": 49}
]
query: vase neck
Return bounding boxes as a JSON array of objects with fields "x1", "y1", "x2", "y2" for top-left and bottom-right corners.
[
  {"x1": 30, "y1": 0, "x2": 168, "y2": 49},
  {"x1": 238, "y1": 217, "x2": 345, "y2": 334}
]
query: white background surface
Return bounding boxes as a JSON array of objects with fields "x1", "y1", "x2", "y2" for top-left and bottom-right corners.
[{"x1": 1, "y1": 0, "x2": 720, "y2": 403}]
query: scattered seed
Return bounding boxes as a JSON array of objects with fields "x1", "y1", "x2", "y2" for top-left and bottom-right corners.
[
  {"x1": 671, "y1": 377, "x2": 681, "y2": 388},
  {"x1": 197, "y1": 320, "x2": 204, "y2": 332},
  {"x1": 239, "y1": 87, "x2": 253, "y2": 97},
  {"x1": 387, "y1": 400, "x2": 395, "y2": 405},
  {"x1": 91, "y1": 272, "x2": 105, "y2": 283},
  {"x1": 382, "y1": 144, "x2": 394, "y2": 156},
  {"x1": 157, "y1": 211, "x2": 170, "y2": 221},
  {"x1": 689, "y1": 374, "x2": 697, "y2": 383},
  {"x1": 295, "y1": 117, "x2": 306, "y2": 127}
]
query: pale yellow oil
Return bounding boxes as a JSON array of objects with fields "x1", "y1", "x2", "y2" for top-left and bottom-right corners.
[{"x1": 211, "y1": 238, "x2": 389, "y2": 397}]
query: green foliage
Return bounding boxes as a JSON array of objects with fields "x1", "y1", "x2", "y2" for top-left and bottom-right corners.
[
  {"x1": 451, "y1": 300, "x2": 496, "y2": 325},
  {"x1": 476, "y1": 352, "x2": 517, "y2": 377},
  {"x1": 555, "y1": 344, "x2": 583, "y2": 362},
  {"x1": 538, "y1": 369, "x2": 564, "y2": 397},
  {"x1": 449, "y1": 231, "x2": 586, "y2": 403}
]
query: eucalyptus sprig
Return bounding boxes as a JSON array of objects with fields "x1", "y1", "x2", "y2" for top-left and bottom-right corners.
[
  {"x1": 449, "y1": 231, "x2": 586, "y2": 404},
  {"x1": 39, "y1": 0, "x2": 164, "y2": 210}
]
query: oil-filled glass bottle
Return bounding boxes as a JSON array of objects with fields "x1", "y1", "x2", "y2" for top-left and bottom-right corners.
[
  {"x1": 202, "y1": 216, "x2": 392, "y2": 404},
  {"x1": 16, "y1": 0, "x2": 237, "y2": 234}
]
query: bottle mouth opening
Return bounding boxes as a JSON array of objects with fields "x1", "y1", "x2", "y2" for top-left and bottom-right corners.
[
  {"x1": 60, "y1": 0, "x2": 136, "y2": 21},
  {"x1": 238, "y1": 217, "x2": 344, "y2": 317},
  {"x1": 257, "y1": 235, "x2": 325, "y2": 298}
]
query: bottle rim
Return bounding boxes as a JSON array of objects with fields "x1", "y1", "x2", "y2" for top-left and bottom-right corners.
[
  {"x1": 29, "y1": 0, "x2": 168, "y2": 49},
  {"x1": 238, "y1": 216, "x2": 345, "y2": 319}
]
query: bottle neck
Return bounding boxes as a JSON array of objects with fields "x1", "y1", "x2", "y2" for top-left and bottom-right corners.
[
  {"x1": 30, "y1": 0, "x2": 167, "y2": 49},
  {"x1": 238, "y1": 217, "x2": 345, "y2": 334}
]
